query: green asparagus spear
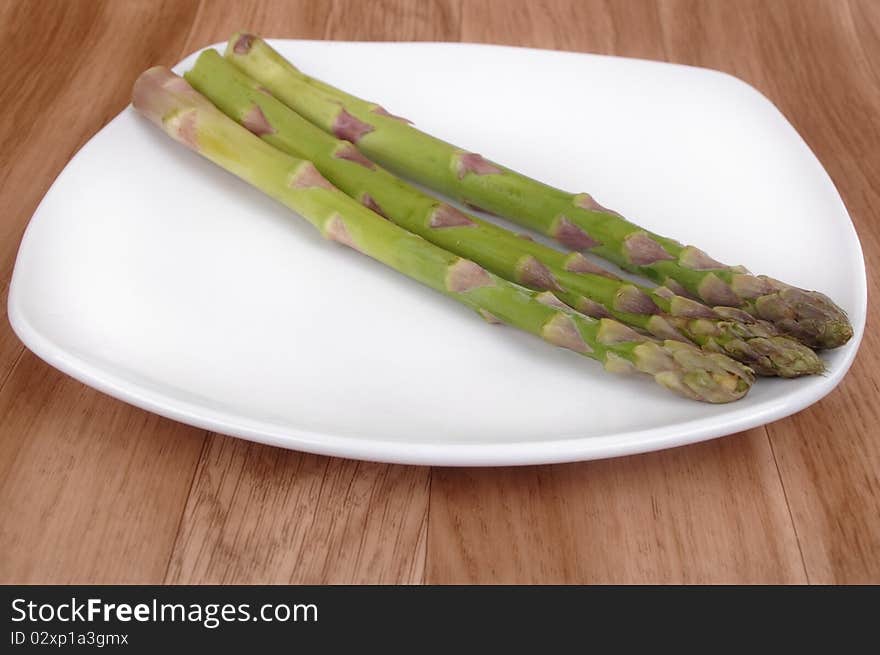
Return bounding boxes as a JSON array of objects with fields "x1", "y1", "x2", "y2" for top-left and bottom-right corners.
[
  {"x1": 132, "y1": 67, "x2": 754, "y2": 402},
  {"x1": 185, "y1": 49, "x2": 822, "y2": 378},
  {"x1": 224, "y1": 33, "x2": 852, "y2": 351}
]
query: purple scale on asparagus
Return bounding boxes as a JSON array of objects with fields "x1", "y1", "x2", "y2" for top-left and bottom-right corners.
[
  {"x1": 333, "y1": 108, "x2": 374, "y2": 143},
  {"x1": 573, "y1": 192, "x2": 622, "y2": 217},
  {"x1": 289, "y1": 162, "x2": 335, "y2": 190},
  {"x1": 429, "y1": 204, "x2": 475, "y2": 228},
  {"x1": 596, "y1": 320, "x2": 643, "y2": 345},
  {"x1": 712, "y1": 306, "x2": 758, "y2": 324},
  {"x1": 552, "y1": 216, "x2": 601, "y2": 250},
  {"x1": 542, "y1": 314, "x2": 592, "y2": 354},
  {"x1": 576, "y1": 298, "x2": 613, "y2": 319},
  {"x1": 324, "y1": 215, "x2": 361, "y2": 252},
  {"x1": 360, "y1": 193, "x2": 388, "y2": 219},
  {"x1": 333, "y1": 142, "x2": 376, "y2": 169},
  {"x1": 446, "y1": 259, "x2": 494, "y2": 293},
  {"x1": 242, "y1": 104, "x2": 274, "y2": 136},
  {"x1": 623, "y1": 232, "x2": 674, "y2": 266},
  {"x1": 614, "y1": 286, "x2": 659, "y2": 315},
  {"x1": 535, "y1": 291, "x2": 569, "y2": 310},
  {"x1": 698, "y1": 274, "x2": 741, "y2": 306},
  {"x1": 669, "y1": 296, "x2": 719, "y2": 319},
  {"x1": 604, "y1": 352, "x2": 636, "y2": 374},
  {"x1": 516, "y1": 256, "x2": 559, "y2": 291},
  {"x1": 653, "y1": 286, "x2": 676, "y2": 300},
  {"x1": 663, "y1": 278, "x2": 698, "y2": 300},
  {"x1": 678, "y1": 246, "x2": 725, "y2": 270},
  {"x1": 564, "y1": 253, "x2": 617, "y2": 278},
  {"x1": 731, "y1": 273, "x2": 775, "y2": 299},
  {"x1": 455, "y1": 152, "x2": 502, "y2": 179},
  {"x1": 647, "y1": 316, "x2": 691, "y2": 343}
]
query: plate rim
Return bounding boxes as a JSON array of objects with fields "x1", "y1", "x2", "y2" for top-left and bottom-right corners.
[{"x1": 7, "y1": 39, "x2": 868, "y2": 466}]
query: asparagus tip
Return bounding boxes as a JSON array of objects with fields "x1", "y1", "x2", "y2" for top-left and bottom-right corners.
[
  {"x1": 754, "y1": 279, "x2": 853, "y2": 350},
  {"x1": 636, "y1": 341, "x2": 754, "y2": 403},
  {"x1": 722, "y1": 335, "x2": 825, "y2": 378}
]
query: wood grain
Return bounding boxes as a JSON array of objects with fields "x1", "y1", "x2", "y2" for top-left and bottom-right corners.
[
  {"x1": 165, "y1": 436, "x2": 429, "y2": 584},
  {"x1": 428, "y1": 431, "x2": 805, "y2": 584},
  {"x1": 461, "y1": 0, "x2": 667, "y2": 58},
  {"x1": 0, "y1": 0, "x2": 877, "y2": 584},
  {"x1": 0, "y1": 352, "x2": 206, "y2": 583}
]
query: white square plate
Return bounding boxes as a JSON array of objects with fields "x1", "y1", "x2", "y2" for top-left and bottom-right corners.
[{"x1": 9, "y1": 40, "x2": 866, "y2": 465}]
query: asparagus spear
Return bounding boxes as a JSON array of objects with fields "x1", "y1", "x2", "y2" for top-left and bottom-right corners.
[
  {"x1": 185, "y1": 49, "x2": 822, "y2": 378},
  {"x1": 132, "y1": 67, "x2": 754, "y2": 403},
  {"x1": 224, "y1": 33, "x2": 852, "y2": 351}
]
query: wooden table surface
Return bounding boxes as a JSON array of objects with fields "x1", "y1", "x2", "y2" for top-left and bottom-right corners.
[{"x1": 1, "y1": 0, "x2": 877, "y2": 585}]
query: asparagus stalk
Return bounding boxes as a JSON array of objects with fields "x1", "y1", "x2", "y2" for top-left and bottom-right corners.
[
  {"x1": 185, "y1": 49, "x2": 822, "y2": 378},
  {"x1": 132, "y1": 67, "x2": 754, "y2": 403},
  {"x1": 224, "y1": 33, "x2": 853, "y2": 351}
]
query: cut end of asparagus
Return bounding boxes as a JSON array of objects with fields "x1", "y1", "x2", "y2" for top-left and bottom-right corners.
[
  {"x1": 132, "y1": 66, "x2": 215, "y2": 128},
  {"x1": 752, "y1": 278, "x2": 853, "y2": 350},
  {"x1": 632, "y1": 341, "x2": 754, "y2": 403},
  {"x1": 232, "y1": 33, "x2": 256, "y2": 55}
]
